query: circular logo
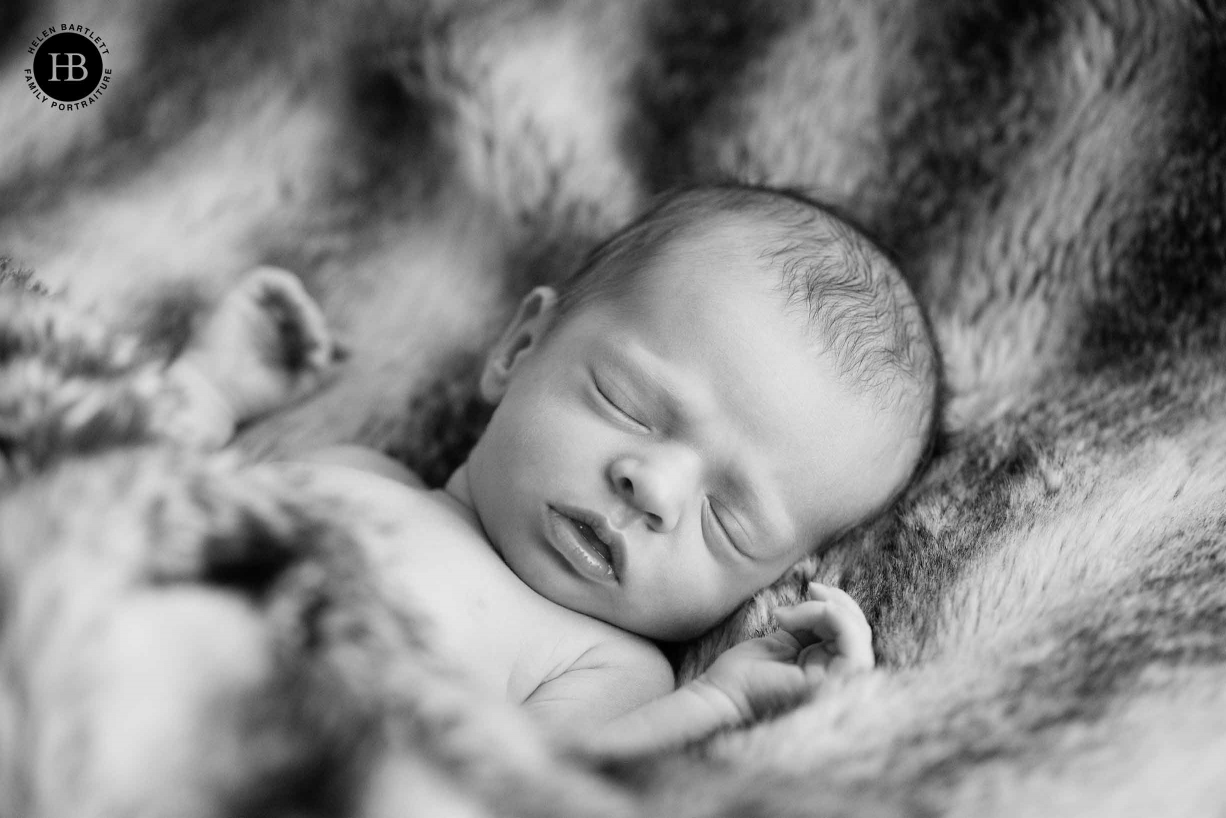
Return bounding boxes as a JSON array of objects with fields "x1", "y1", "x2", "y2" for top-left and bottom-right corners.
[{"x1": 31, "y1": 32, "x2": 103, "y2": 102}]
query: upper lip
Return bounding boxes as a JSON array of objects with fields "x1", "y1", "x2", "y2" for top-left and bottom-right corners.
[{"x1": 552, "y1": 504, "x2": 627, "y2": 580}]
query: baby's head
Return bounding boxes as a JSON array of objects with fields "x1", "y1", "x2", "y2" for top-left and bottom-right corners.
[{"x1": 450, "y1": 185, "x2": 939, "y2": 640}]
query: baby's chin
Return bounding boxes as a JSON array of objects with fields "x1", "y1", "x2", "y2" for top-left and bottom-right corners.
[
  {"x1": 500, "y1": 540, "x2": 730, "y2": 641},
  {"x1": 633, "y1": 616, "x2": 728, "y2": 644},
  {"x1": 551, "y1": 589, "x2": 724, "y2": 643}
]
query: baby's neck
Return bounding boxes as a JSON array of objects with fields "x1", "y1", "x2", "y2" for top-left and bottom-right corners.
[
  {"x1": 441, "y1": 463, "x2": 499, "y2": 553},
  {"x1": 443, "y1": 463, "x2": 474, "y2": 509}
]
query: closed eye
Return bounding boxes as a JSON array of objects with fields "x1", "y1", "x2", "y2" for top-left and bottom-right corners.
[
  {"x1": 704, "y1": 497, "x2": 749, "y2": 558},
  {"x1": 593, "y1": 374, "x2": 648, "y2": 430}
]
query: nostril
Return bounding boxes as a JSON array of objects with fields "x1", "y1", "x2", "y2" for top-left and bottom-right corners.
[{"x1": 616, "y1": 475, "x2": 634, "y2": 495}]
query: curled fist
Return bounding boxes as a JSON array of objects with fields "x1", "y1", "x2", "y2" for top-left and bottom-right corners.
[
  {"x1": 177, "y1": 267, "x2": 337, "y2": 425},
  {"x1": 695, "y1": 582, "x2": 875, "y2": 723}
]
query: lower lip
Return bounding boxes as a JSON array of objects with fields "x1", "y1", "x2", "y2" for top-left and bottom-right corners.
[{"x1": 545, "y1": 509, "x2": 617, "y2": 585}]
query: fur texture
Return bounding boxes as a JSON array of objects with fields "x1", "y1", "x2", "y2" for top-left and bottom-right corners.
[{"x1": 2, "y1": 0, "x2": 1225, "y2": 815}]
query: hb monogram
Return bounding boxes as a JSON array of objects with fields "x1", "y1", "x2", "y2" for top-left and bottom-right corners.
[
  {"x1": 48, "y1": 53, "x2": 89, "y2": 81},
  {"x1": 27, "y1": 28, "x2": 109, "y2": 107}
]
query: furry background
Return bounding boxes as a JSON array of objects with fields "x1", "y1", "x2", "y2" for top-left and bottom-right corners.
[{"x1": 2, "y1": 1, "x2": 1226, "y2": 816}]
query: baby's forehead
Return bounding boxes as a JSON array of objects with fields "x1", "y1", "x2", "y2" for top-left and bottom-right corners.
[
  {"x1": 664, "y1": 211, "x2": 803, "y2": 259},
  {"x1": 612, "y1": 213, "x2": 925, "y2": 428},
  {"x1": 648, "y1": 211, "x2": 853, "y2": 285},
  {"x1": 628, "y1": 221, "x2": 833, "y2": 332},
  {"x1": 632, "y1": 217, "x2": 775, "y2": 292}
]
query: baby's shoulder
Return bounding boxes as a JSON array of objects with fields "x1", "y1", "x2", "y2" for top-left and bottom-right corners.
[
  {"x1": 266, "y1": 453, "x2": 482, "y2": 563},
  {"x1": 293, "y1": 445, "x2": 426, "y2": 488},
  {"x1": 519, "y1": 619, "x2": 675, "y2": 729},
  {"x1": 545, "y1": 613, "x2": 672, "y2": 682}
]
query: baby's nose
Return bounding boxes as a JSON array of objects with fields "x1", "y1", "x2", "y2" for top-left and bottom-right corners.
[{"x1": 608, "y1": 450, "x2": 697, "y2": 532}]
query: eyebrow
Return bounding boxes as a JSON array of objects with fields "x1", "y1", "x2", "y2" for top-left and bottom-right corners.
[{"x1": 597, "y1": 345, "x2": 794, "y2": 559}]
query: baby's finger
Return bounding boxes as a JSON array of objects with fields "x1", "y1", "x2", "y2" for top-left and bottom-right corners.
[
  {"x1": 808, "y1": 582, "x2": 863, "y2": 613},
  {"x1": 774, "y1": 601, "x2": 842, "y2": 643},
  {"x1": 799, "y1": 642, "x2": 874, "y2": 676},
  {"x1": 775, "y1": 602, "x2": 874, "y2": 670},
  {"x1": 829, "y1": 649, "x2": 875, "y2": 674},
  {"x1": 799, "y1": 653, "x2": 829, "y2": 685},
  {"x1": 809, "y1": 582, "x2": 871, "y2": 627}
]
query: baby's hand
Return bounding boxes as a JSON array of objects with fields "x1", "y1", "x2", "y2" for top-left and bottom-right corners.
[
  {"x1": 694, "y1": 582, "x2": 875, "y2": 723},
  {"x1": 774, "y1": 581, "x2": 875, "y2": 678},
  {"x1": 178, "y1": 267, "x2": 336, "y2": 425}
]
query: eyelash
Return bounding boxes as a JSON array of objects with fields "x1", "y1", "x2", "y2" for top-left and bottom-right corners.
[
  {"x1": 593, "y1": 376, "x2": 647, "y2": 429},
  {"x1": 705, "y1": 497, "x2": 745, "y2": 556}
]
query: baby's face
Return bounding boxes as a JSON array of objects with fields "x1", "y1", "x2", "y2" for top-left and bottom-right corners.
[{"x1": 458, "y1": 227, "x2": 919, "y2": 640}]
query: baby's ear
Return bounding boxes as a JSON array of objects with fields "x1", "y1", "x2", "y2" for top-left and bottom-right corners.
[{"x1": 479, "y1": 286, "x2": 558, "y2": 402}]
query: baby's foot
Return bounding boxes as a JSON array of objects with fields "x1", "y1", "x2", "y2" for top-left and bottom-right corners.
[{"x1": 178, "y1": 267, "x2": 337, "y2": 425}]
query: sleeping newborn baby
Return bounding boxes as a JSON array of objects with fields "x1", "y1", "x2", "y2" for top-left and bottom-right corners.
[{"x1": 168, "y1": 184, "x2": 939, "y2": 754}]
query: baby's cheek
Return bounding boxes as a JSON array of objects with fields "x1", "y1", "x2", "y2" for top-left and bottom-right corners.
[
  {"x1": 646, "y1": 560, "x2": 743, "y2": 640},
  {"x1": 509, "y1": 399, "x2": 596, "y2": 478}
]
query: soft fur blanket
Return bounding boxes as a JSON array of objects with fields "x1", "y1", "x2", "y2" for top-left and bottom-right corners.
[{"x1": 3, "y1": 1, "x2": 1226, "y2": 816}]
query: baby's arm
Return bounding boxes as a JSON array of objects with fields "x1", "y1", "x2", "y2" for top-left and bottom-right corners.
[
  {"x1": 155, "y1": 268, "x2": 335, "y2": 448},
  {"x1": 522, "y1": 635, "x2": 677, "y2": 743},
  {"x1": 547, "y1": 582, "x2": 874, "y2": 757}
]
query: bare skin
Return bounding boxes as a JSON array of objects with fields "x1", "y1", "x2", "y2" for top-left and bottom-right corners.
[{"x1": 169, "y1": 258, "x2": 910, "y2": 755}]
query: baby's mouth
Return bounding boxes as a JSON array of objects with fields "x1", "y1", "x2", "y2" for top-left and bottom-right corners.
[
  {"x1": 569, "y1": 517, "x2": 612, "y2": 564},
  {"x1": 546, "y1": 506, "x2": 621, "y2": 584}
]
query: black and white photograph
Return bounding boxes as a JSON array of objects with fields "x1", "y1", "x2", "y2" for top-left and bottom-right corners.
[{"x1": 1, "y1": 2, "x2": 1224, "y2": 816}]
